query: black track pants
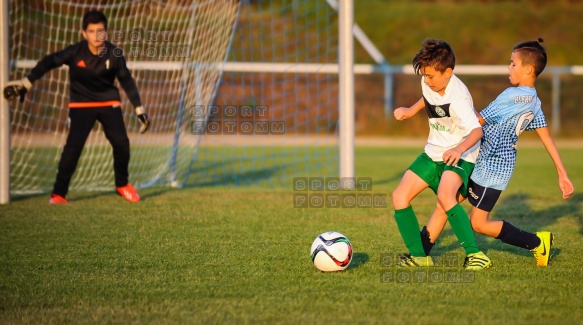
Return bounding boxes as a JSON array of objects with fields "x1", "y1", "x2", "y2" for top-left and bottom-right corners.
[{"x1": 52, "y1": 107, "x2": 130, "y2": 197}]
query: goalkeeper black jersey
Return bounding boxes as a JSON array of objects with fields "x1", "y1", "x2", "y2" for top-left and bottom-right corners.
[{"x1": 27, "y1": 40, "x2": 142, "y2": 108}]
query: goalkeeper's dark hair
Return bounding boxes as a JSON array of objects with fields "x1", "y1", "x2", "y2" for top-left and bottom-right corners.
[
  {"x1": 82, "y1": 10, "x2": 108, "y2": 30},
  {"x1": 513, "y1": 38, "x2": 547, "y2": 76},
  {"x1": 412, "y1": 38, "x2": 456, "y2": 75}
]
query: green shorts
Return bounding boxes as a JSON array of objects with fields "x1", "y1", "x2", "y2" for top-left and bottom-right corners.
[{"x1": 408, "y1": 152, "x2": 475, "y2": 197}]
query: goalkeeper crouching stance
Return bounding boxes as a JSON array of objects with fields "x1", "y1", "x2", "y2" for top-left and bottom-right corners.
[{"x1": 3, "y1": 10, "x2": 150, "y2": 204}]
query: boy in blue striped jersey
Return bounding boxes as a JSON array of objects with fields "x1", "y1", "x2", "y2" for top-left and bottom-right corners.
[{"x1": 421, "y1": 39, "x2": 574, "y2": 266}]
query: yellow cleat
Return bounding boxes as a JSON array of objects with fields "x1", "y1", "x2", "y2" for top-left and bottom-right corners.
[
  {"x1": 463, "y1": 251, "x2": 492, "y2": 271},
  {"x1": 398, "y1": 253, "x2": 434, "y2": 267},
  {"x1": 532, "y1": 232, "x2": 554, "y2": 267}
]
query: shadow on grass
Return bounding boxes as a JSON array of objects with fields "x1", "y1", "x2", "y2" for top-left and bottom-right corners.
[
  {"x1": 8, "y1": 163, "x2": 292, "y2": 203},
  {"x1": 347, "y1": 252, "x2": 369, "y2": 270},
  {"x1": 10, "y1": 192, "x2": 46, "y2": 202},
  {"x1": 9, "y1": 187, "x2": 178, "y2": 203},
  {"x1": 433, "y1": 192, "x2": 583, "y2": 259},
  {"x1": 185, "y1": 164, "x2": 288, "y2": 188}
]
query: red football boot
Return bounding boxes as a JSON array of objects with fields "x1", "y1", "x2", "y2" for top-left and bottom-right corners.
[
  {"x1": 116, "y1": 183, "x2": 140, "y2": 202},
  {"x1": 49, "y1": 194, "x2": 69, "y2": 205}
]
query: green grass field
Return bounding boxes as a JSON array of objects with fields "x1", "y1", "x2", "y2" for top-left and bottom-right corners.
[
  {"x1": 1, "y1": 146, "x2": 582, "y2": 324},
  {"x1": 10, "y1": 144, "x2": 339, "y2": 193}
]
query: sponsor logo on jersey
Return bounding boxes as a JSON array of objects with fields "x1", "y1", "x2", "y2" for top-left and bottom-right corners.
[
  {"x1": 422, "y1": 96, "x2": 452, "y2": 119},
  {"x1": 435, "y1": 106, "x2": 446, "y2": 117},
  {"x1": 76, "y1": 60, "x2": 86, "y2": 68},
  {"x1": 515, "y1": 111, "x2": 534, "y2": 136},
  {"x1": 514, "y1": 95, "x2": 534, "y2": 104},
  {"x1": 468, "y1": 187, "x2": 479, "y2": 200},
  {"x1": 429, "y1": 122, "x2": 450, "y2": 132}
]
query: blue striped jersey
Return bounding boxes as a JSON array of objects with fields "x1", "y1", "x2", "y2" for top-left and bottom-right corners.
[{"x1": 471, "y1": 86, "x2": 547, "y2": 190}]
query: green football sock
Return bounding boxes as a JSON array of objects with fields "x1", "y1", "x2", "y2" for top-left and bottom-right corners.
[
  {"x1": 446, "y1": 203, "x2": 480, "y2": 255},
  {"x1": 394, "y1": 206, "x2": 425, "y2": 257}
]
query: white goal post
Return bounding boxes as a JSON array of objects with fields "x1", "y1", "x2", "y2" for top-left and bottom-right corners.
[
  {"x1": 338, "y1": 0, "x2": 354, "y2": 190},
  {"x1": 1, "y1": 0, "x2": 10, "y2": 204}
]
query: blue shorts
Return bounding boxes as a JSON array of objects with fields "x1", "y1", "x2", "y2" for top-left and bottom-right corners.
[{"x1": 467, "y1": 178, "x2": 502, "y2": 212}]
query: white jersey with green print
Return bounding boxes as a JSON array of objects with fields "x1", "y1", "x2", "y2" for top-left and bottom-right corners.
[{"x1": 421, "y1": 73, "x2": 481, "y2": 163}]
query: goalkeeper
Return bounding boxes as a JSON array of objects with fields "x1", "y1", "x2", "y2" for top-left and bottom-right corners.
[{"x1": 3, "y1": 10, "x2": 150, "y2": 204}]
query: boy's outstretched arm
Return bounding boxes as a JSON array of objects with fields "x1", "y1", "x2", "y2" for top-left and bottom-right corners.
[
  {"x1": 394, "y1": 97, "x2": 425, "y2": 121},
  {"x1": 535, "y1": 127, "x2": 574, "y2": 199}
]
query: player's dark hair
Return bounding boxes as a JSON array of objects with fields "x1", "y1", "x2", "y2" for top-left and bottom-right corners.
[
  {"x1": 412, "y1": 38, "x2": 456, "y2": 75},
  {"x1": 513, "y1": 38, "x2": 547, "y2": 76},
  {"x1": 82, "y1": 10, "x2": 107, "y2": 30}
]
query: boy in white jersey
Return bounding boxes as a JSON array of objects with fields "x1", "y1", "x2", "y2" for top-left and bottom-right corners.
[
  {"x1": 421, "y1": 39, "x2": 574, "y2": 266},
  {"x1": 392, "y1": 39, "x2": 492, "y2": 270}
]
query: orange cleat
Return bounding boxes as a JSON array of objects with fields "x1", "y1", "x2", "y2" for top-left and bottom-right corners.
[
  {"x1": 49, "y1": 194, "x2": 69, "y2": 205},
  {"x1": 116, "y1": 183, "x2": 140, "y2": 202}
]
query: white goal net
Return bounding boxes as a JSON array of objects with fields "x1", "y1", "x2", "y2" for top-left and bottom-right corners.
[{"x1": 6, "y1": 0, "x2": 340, "y2": 194}]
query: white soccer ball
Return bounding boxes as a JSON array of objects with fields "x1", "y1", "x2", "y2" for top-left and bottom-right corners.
[{"x1": 310, "y1": 231, "x2": 353, "y2": 272}]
